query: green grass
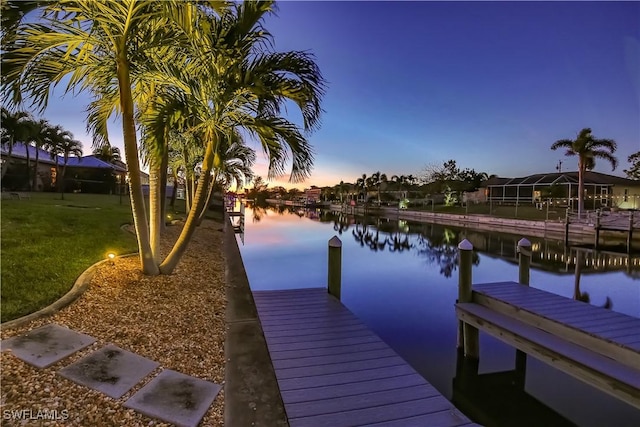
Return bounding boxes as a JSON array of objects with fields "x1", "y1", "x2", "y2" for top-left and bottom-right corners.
[
  {"x1": 0, "y1": 192, "x2": 215, "y2": 322},
  {"x1": 411, "y1": 203, "x2": 568, "y2": 221},
  {"x1": 1, "y1": 193, "x2": 141, "y2": 322}
]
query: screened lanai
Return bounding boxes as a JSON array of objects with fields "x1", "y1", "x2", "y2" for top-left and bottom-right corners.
[{"x1": 484, "y1": 171, "x2": 640, "y2": 210}]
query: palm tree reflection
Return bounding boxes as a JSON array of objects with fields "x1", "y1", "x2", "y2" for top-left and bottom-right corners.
[
  {"x1": 572, "y1": 250, "x2": 613, "y2": 309},
  {"x1": 415, "y1": 228, "x2": 480, "y2": 278},
  {"x1": 251, "y1": 204, "x2": 267, "y2": 223}
]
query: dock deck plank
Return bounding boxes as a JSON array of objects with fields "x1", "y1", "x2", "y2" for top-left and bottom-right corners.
[
  {"x1": 473, "y1": 282, "x2": 640, "y2": 351},
  {"x1": 253, "y1": 288, "x2": 472, "y2": 426}
]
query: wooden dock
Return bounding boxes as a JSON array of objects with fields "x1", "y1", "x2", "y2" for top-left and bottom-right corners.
[
  {"x1": 455, "y1": 280, "x2": 640, "y2": 410},
  {"x1": 253, "y1": 287, "x2": 478, "y2": 427}
]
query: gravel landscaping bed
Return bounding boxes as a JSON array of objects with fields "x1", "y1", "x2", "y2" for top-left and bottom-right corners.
[{"x1": 1, "y1": 219, "x2": 226, "y2": 426}]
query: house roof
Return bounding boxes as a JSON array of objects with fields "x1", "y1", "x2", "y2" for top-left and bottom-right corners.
[
  {"x1": 65, "y1": 155, "x2": 127, "y2": 172},
  {"x1": 483, "y1": 171, "x2": 638, "y2": 187},
  {"x1": 1, "y1": 142, "x2": 58, "y2": 165},
  {"x1": 1, "y1": 143, "x2": 127, "y2": 172}
]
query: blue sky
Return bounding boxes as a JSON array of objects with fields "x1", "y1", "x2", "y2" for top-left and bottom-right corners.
[{"x1": 39, "y1": 1, "x2": 639, "y2": 188}]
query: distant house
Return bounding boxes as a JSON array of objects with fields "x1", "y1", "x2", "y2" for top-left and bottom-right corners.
[
  {"x1": 65, "y1": 155, "x2": 128, "y2": 194},
  {"x1": 479, "y1": 171, "x2": 640, "y2": 210},
  {"x1": 305, "y1": 187, "x2": 323, "y2": 204},
  {"x1": 1, "y1": 142, "x2": 127, "y2": 194}
]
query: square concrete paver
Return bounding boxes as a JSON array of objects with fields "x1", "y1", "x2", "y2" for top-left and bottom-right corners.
[
  {"x1": 58, "y1": 344, "x2": 160, "y2": 399},
  {"x1": 124, "y1": 369, "x2": 221, "y2": 427},
  {"x1": 0, "y1": 324, "x2": 96, "y2": 368}
]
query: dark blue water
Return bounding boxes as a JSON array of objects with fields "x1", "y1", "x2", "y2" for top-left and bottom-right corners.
[{"x1": 237, "y1": 206, "x2": 640, "y2": 427}]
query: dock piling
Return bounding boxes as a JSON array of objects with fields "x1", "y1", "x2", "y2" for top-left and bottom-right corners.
[
  {"x1": 594, "y1": 209, "x2": 601, "y2": 249},
  {"x1": 516, "y1": 237, "x2": 531, "y2": 385},
  {"x1": 517, "y1": 238, "x2": 531, "y2": 286},
  {"x1": 458, "y1": 239, "x2": 478, "y2": 359},
  {"x1": 328, "y1": 236, "x2": 342, "y2": 299},
  {"x1": 564, "y1": 208, "x2": 570, "y2": 246},
  {"x1": 628, "y1": 212, "x2": 634, "y2": 252}
]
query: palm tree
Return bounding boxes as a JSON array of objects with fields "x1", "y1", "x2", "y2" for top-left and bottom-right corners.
[
  {"x1": 45, "y1": 125, "x2": 82, "y2": 199},
  {"x1": 356, "y1": 174, "x2": 368, "y2": 202},
  {"x1": 92, "y1": 145, "x2": 121, "y2": 164},
  {"x1": 4, "y1": 1, "x2": 325, "y2": 275},
  {"x1": 0, "y1": 108, "x2": 32, "y2": 179},
  {"x1": 2, "y1": 0, "x2": 224, "y2": 275},
  {"x1": 156, "y1": 1, "x2": 325, "y2": 273},
  {"x1": 196, "y1": 131, "x2": 256, "y2": 224},
  {"x1": 625, "y1": 151, "x2": 640, "y2": 180},
  {"x1": 24, "y1": 118, "x2": 51, "y2": 192},
  {"x1": 551, "y1": 128, "x2": 617, "y2": 216},
  {"x1": 369, "y1": 171, "x2": 387, "y2": 204}
]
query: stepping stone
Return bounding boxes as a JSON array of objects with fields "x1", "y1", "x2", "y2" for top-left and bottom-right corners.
[
  {"x1": 0, "y1": 324, "x2": 95, "y2": 368},
  {"x1": 58, "y1": 344, "x2": 159, "y2": 399},
  {"x1": 124, "y1": 369, "x2": 221, "y2": 427}
]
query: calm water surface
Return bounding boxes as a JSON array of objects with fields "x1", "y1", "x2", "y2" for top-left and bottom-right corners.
[{"x1": 236, "y1": 205, "x2": 640, "y2": 427}]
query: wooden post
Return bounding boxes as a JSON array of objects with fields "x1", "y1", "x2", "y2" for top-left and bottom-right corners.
[
  {"x1": 516, "y1": 237, "x2": 531, "y2": 388},
  {"x1": 594, "y1": 209, "x2": 601, "y2": 249},
  {"x1": 564, "y1": 208, "x2": 570, "y2": 246},
  {"x1": 458, "y1": 239, "x2": 478, "y2": 359},
  {"x1": 517, "y1": 238, "x2": 531, "y2": 286},
  {"x1": 628, "y1": 211, "x2": 634, "y2": 253},
  {"x1": 328, "y1": 236, "x2": 342, "y2": 299}
]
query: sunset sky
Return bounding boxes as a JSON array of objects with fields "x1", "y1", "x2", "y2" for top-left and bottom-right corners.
[{"x1": 37, "y1": 1, "x2": 640, "y2": 189}]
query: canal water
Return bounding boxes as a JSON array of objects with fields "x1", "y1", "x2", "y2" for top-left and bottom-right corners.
[{"x1": 236, "y1": 205, "x2": 640, "y2": 427}]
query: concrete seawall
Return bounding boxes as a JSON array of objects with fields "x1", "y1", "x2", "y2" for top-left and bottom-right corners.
[{"x1": 329, "y1": 204, "x2": 640, "y2": 247}]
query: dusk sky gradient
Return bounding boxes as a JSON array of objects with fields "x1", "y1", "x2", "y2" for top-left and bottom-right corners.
[{"x1": 38, "y1": 1, "x2": 640, "y2": 189}]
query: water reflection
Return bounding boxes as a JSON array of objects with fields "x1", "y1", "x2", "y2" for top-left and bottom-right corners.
[
  {"x1": 317, "y1": 208, "x2": 640, "y2": 281},
  {"x1": 573, "y1": 250, "x2": 613, "y2": 309},
  {"x1": 239, "y1": 204, "x2": 640, "y2": 426},
  {"x1": 453, "y1": 352, "x2": 577, "y2": 427}
]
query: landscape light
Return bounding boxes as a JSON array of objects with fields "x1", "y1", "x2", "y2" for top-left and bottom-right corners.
[{"x1": 107, "y1": 252, "x2": 116, "y2": 264}]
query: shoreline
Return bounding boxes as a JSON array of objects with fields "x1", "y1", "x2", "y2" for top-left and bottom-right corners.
[{"x1": 328, "y1": 203, "x2": 640, "y2": 249}]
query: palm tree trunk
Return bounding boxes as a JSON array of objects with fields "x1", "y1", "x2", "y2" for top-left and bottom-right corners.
[
  {"x1": 33, "y1": 148, "x2": 40, "y2": 191},
  {"x1": 578, "y1": 159, "x2": 585, "y2": 217},
  {"x1": 185, "y1": 173, "x2": 192, "y2": 213},
  {"x1": 196, "y1": 170, "x2": 218, "y2": 225},
  {"x1": 159, "y1": 148, "x2": 169, "y2": 232},
  {"x1": 25, "y1": 145, "x2": 31, "y2": 191},
  {"x1": 1, "y1": 139, "x2": 14, "y2": 179},
  {"x1": 182, "y1": 147, "x2": 191, "y2": 213},
  {"x1": 116, "y1": 53, "x2": 159, "y2": 275},
  {"x1": 149, "y1": 155, "x2": 162, "y2": 264},
  {"x1": 53, "y1": 157, "x2": 60, "y2": 195},
  {"x1": 170, "y1": 168, "x2": 178, "y2": 208},
  {"x1": 160, "y1": 141, "x2": 216, "y2": 274},
  {"x1": 191, "y1": 174, "x2": 196, "y2": 205},
  {"x1": 60, "y1": 162, "x2": 67, "y2": 200}
]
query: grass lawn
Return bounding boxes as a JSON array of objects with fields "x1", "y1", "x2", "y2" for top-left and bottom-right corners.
[
  {"x1": 1, "y1": 193, "x2": 155, "y2": 322},
  {"x1": 411, "y1": 203, "x2": 569, "y2": 221}
]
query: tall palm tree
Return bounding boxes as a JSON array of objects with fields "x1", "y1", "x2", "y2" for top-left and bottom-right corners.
[
  {"x1": 45, "y1": 125, "x2": 82, "y2": 199},
  {"x1": 4, "y1": 0, "x2": 325, "y2": 275},
  {"x1": 356, "y1": 174, "x2": 368, "y2": 202},
  {"x1": 24, "y1": 118, "x2": 51, "y2": 191},
  {"x1": 338, "y1": 180, "x2": 345, "y2": 203},
  {"x1": 0, "y1": 108, "x2": 32, "y2": 179},
  {"x1": 369, "y1": 171, "x2": 387, "y2": 204},
  {"x1": 2, "y1": 0, "x2": 221, "y2": 275},
  {"x1": 156, "y1": 1, "x2": 325, "y2": 273},
  {"x1": 551, "y1": 128, "x2": 617, "y2": 216},
  {"x1": 391, "y1": 174, "x2": 408, "y2": 199}
]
